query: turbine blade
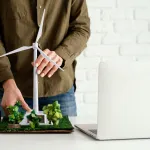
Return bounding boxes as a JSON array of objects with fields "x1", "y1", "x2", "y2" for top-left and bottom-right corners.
[
  {"x1": 35, "y1": 9, "x2": 46, "y2": 43},
  {"x1": 37, "y1": 47, "x2": 64, "y2": 71},
  {"x1": 0, "y1": 46, "x2": 33, "y2": 58}
]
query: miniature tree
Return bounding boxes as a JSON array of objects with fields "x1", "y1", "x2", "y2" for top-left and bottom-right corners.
[
  {"x1": 43, "y1": 101, "x2": 63, "y2": 126},
  {"x1": 27, "y1": 110, "x2": 41, "y2": 129},
  {"x1": 7, "y1": 101, "x2": 24, "y2": 126}
]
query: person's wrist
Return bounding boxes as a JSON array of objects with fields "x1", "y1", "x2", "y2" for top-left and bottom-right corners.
[{"x1": 2, "y1": 79, "x2": 17, "y2": 90}]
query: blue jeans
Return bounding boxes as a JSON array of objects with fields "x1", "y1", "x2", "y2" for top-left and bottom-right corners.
[{"x1": 0, "y1": 86, "x2": 77, "y2": 117}]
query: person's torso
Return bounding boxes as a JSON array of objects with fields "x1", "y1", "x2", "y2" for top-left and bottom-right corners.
[
  {"x1": 0, "y1": 0, "x2": 72, "y2": 73},
  {"x1": 0, "y1": 0, "x2": 76, "y2": 97}
]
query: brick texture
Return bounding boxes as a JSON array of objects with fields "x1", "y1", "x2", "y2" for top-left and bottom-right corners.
[{"x1": 75, "y1": 0, "x2": 150, "y2": 115}]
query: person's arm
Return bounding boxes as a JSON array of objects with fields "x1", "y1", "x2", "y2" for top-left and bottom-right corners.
[
  {"x1": 32, "y1": 0, "x2": 90, "y2": 78},
  {"x1": 0, "y1": 30, "x2": 31, "y2": 113},
  {"x1": 55, "y1": 0, "x2": 91, "y2": 68},
  {"x1": 0, "y1": 35, "x2": 14, "y2": 84}
]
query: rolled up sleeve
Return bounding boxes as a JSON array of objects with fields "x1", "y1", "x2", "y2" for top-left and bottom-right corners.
[{"x1": 55, "y1": 0, "x2": 91, "y2": 68}]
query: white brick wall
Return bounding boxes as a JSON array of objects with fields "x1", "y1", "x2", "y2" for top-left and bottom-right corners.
[{"x1": 76, "y1": 0, "x2": 150, "y2": 116}]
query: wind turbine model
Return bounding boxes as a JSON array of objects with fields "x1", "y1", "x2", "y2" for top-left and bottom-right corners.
[{"x1": 0, "y1": 9, "x2": 64, "y2": 125}]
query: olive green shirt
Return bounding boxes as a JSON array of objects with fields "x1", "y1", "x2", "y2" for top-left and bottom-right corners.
[{"x1": 0, "y1": 0, "x2": 90, "y2": 98}]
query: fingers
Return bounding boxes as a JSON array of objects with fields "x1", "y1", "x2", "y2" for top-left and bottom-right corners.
[
  {"x1": 1, "y1": 98, "x2": 15, "y2": 116},
  {"x1": 19, "y1": 96, "x2": 32, "y2": 112},
  {"x1": 37, "y1": 51, "x2": 56, "y2": 77},
  {"x1": 1, "y1": 102, "x2": 9, "y2": 116},
  {"x1": 5, "y1": 100, "x2": 16, "y2": 107},
  {"x1": 47, "y1": 59, "x2": 62, "y2": 78},
  {"x1": 42, "y1": 55, "x2": 60, "y2": 78},
  {"x1": 41, "y1": 62, "x2": 54, "y2": 77},
  {"x1": 32, "y1": 49, "x2": 63, "y2": 78},
  {"x1": 33, "y1": 49, "x2": 50, "y2": 67},
  {"x1": 1, "y1": 100, "x2": 6, "y2": 108},
  {"x1": 1, "y1": 96, "x2": 16, "y2": 108},
  {"x1": 1, "y1": 85, "x2": 32, "y2": 116}
]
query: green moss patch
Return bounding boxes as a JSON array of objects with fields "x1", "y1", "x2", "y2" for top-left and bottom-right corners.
[{"x1": 0, "y1": 116, "x2": 74, "y2": 133}]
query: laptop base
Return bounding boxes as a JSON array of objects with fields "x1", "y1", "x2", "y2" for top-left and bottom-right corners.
[{"x1": 75, "y1": 124, "x2": 98, "y2": 140}]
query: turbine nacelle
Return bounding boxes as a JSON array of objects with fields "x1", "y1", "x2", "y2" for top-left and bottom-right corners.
[{"x1": 33, "y1": 43, "x2": 39, "y2": 49}]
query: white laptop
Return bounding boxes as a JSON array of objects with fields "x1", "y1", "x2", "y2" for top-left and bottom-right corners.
[{"x1": 75, "y1": 59, "x2": 150, "y2": 140}]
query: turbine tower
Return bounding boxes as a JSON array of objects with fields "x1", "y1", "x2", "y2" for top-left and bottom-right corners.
[{"x1": 0, "y1": 9, "x2": 64, "y2": 124}]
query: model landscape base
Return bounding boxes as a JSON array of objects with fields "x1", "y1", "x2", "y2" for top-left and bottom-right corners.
[{"x1": 0, "y1": 116, "x2": 74, "y2": 134}]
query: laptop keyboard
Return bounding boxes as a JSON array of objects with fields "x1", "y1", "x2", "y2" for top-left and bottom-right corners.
[{"x1": 89, "y1": 129, "x2": 97, "y2": 135}]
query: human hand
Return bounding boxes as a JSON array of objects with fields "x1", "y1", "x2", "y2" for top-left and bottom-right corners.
[
  {"x1": 32, "y1": 49, "x2": 63, "y2": 78},
  {"x1": 1, "y1": 79, "x2": 32, "y2": 115}
]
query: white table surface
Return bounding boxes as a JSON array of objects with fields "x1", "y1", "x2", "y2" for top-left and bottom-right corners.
[{"x1": 0, "y1": 117, "x2": 150, "y2": 150}]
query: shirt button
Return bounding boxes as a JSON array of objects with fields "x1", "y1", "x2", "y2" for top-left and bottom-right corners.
[{"x1": 39, "y1": 6, "x2": 42, "y2": 9}]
